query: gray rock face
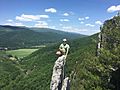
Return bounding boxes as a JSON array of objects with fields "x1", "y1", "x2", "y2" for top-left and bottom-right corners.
[
  {"x1": 50, "y1": 55, "x2": 70, "y2": 90},
  {"x1": 61, "y1": 77, "x2": 70, "y2": 90},
  {"x1": 50, "y1": 55, "x2": 65, "y2": 90}
]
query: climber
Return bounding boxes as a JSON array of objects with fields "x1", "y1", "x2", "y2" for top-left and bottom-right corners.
[
  {"x1": 57, "y1": 38, "x2": 70, "y2": 58},
  {"x1": 56, "y1": 38, "x2": 70, "y2": 58}
]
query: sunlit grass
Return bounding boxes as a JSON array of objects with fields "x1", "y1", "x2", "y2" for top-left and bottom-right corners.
[{"x1": 6, "y1": 49, "x2": 38, "y2": 58}]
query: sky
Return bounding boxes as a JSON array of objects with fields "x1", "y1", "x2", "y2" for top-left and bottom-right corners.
[{"x1": 0, "y1": 0, "x2": 120, "y2": 35}]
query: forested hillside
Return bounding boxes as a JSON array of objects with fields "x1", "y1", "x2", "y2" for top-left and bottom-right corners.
[
  {"x1": 0, "y1": 25, "x2": 84, "y2": 48},
  {"x1": 65, "y1": 14, "x2": 120, "y2": 90},
  {"x1": 0, "y1": 32, "x2": 97, "y2": 90},
  {"x1": 0, "y1": 14, "x2": 120, "y2": 90}
]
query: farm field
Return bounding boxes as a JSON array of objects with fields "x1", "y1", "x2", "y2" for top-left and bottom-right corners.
[{"x1": 6, "y1": 49, "x2": 38, "y2": 58}]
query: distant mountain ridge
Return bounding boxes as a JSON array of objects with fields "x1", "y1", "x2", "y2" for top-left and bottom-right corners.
[{"x1": 0, "y1": 25, "x2": 86, "y2": 48}]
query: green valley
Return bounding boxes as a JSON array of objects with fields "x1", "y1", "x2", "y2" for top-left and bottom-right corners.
[
  {"x1": 6, "y1": 49, "x2": 38, "y2": 58},
  {"x1": 0, "y1": 25, "x2": 85, "y2": 48},
  {"x1": 0, "y1": 14, "x2": 120, "y2": 90}
]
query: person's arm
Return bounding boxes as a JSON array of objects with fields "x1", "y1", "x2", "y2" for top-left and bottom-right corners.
[
  {"x1": 65, "y1": 45, "x2": 70, "y2": 56},
  {"x1": 59, "y1": 44, "x2": 62, "y2": 49}
]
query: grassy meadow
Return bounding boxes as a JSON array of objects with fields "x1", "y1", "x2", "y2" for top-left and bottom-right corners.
[{"x1": 6, "y1": 49, "x2": 38, "y2": 58}]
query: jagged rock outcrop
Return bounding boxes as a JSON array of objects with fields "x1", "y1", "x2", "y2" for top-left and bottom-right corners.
[
  {"x1": 61, "y1": 77, "x2": 70, "y2": 90},
  {"x1": 96, "y1": 12, "x2": 120, "y2": 56},
  {"x1": 50, "y1": 55, "x2": 70, "y2": 90},
  {"x1": 96, "y1": 12, "x2": 120, "y2": 89}
]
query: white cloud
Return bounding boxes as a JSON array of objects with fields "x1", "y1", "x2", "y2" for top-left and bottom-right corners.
[
  {"x1": 16, "y1": 14, "x2": 49, "y2": 21},
  {"x1": 34, "y1": 21, "x2": 48, "y2": 28},
  {"x1": 15, "y1": 23, "x2": 25, "y2": 26},
  {"x1": 39, "y1": 15, "x2": 49, "y2": 18},
  {"x1": 78, "y1": 16, "x2": 90, "y2": 21},
  {"x1": 107, "y1": 5, "x2": 120, "y2": 13},
  {"x1": 78, "y1": 29, "x2": 88, "y2": 32},
  {"x1": 62, "y1": 26, "x2": 72, "y2": 29},
  {"x1": 62, "y1": 26, "x2": 88, "y2": 33},
  {"x1": 49, "y1": 26, "x2": 56, "y2": 29},
  {"x1": 16, "y1": 14, "x2": 40, "y2": 21},
  {"x1": 7, "y1": 19, "x2": 13, "y2": 22},
  {"x1": 85, "y1": 16, "x2": 89, "y2": 19},
  {"x1": 78, "y1": 18, "x2": 84, "y2": 21},
  {"x1": 63, "y1": 13, "x2": 69, "y2": 16},
  {"x1": 62, "y1": 26, "x2": 75, "y2": 32},
  {"x1": 60, "y1": 19, "x2": 69, "y2": 22},
  {"x1": 80, "y1": 21, "x2": 84, "y2": 24},
  {"x1": 4, "y1": 23, "x2": 13, "y2": 26},
  {"x1": 85, "y1": 24, "x2": 95, "y2": 27},
  {"x1": 4, "y1": 19, "x2": 25, "y2": 26},
  {"x1": 4, "y1": 22, "x2": 25, "y2": 26},
  {"x1": 45, "y1": 8, "x2": 57, "y2": 13},
  {"x1": 95, "y1": 21, "x2": 103, "y2": 25}
]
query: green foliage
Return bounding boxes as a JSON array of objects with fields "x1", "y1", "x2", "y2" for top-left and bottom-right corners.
[
  {"x1": 97, "y1": 15, "x2": 120, "y2": 90},
  {"x1": 0, "y1": 25, "x2": 85, "y2": 48},
  {"x1": 0, "y1": 56, "x2": 21, "y2": 89},
  {"x1": 0, "y1": 15, "x2": 120, "y2": 90},
  {"x1": 0, "y1": 34, "x2": 95, "y2": 90}
]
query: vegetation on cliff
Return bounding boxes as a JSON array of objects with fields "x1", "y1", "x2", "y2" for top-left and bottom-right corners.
[{"x1": 0, "y1": 14, "x2": 120, "y2": 90}]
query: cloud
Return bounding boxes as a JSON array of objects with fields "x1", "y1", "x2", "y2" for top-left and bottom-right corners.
[
  {"x1": 7, "y1": 19, "x2": 13, "y2": 22},
  {"x1": 85, "y1": 24, "x2": 95, "y2": 27},
  {"x1": 85, "y1": 16, "x2": 89, "y2": 19},
  {"x1": 80, "y1": 21, "x2": 84, "y2": 24},
  {"x1": 39, "y1": 15, "x2": 49, "y2": 18},
  {"x1": 63, "y1": 13, "x2": 69, "y2": 16},
  {"x1": 4, "y1": 19, "x2": 25, "y2": 26},
  {"x1": 49, "y1": 26, "x2": 56, "y2": 29},
  {"x1": 78, "y1": 16, "x2": 90, "y2": 21},
  {"x1": 4, "y1": 23, "x2": 13, "y2": 26},
  {"x1": 60, "y1": 19, "x2": 69, "y2": 22},
  {"x1": 45, "y1": 8, "x2": 57, "y2": 13},
  {"x1": 78, "y1": 18, "x2": 84, "y2": 21},
  {"x1": 16, "y1": 14, "x2": 49, "y2": 21},
  {"x1": 62, "y1": 26, "x2": 72, "y2": 29},
  {"x1": 34, "y1": 21, "x2": 48, "y2": 28},
  {"x1": 4, "y1": 22, "x2": 25, "y2": 26},
  {"x1": 107, "y1": 5, "x2": 120, "y2": 13},
  {"x1": 62, "y1": 26, "x2": 88, "y2": 33},
  {"x1": 16, "y1": 14, "x2": 40, "y2": 21},
  {"x1": 95, "y1": 21, "x2": 103, "y2": 25},
  {"x1": 62, "y1": 26, "x2": 75, "y2": 32},
  {"x1": 15, "y1": 23, "x2": 25, "y2": 26},
  {"x1": 77, "y1": 29, "x2": 88, "y2": 32}
]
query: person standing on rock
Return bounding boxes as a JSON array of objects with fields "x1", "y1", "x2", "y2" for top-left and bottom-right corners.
[
  {"x1": 52, "y1": 39, "x2": 70, "y2": 90},
  {"x1": 59, "y1": 38, "x2": 70, "y2": 59}
]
